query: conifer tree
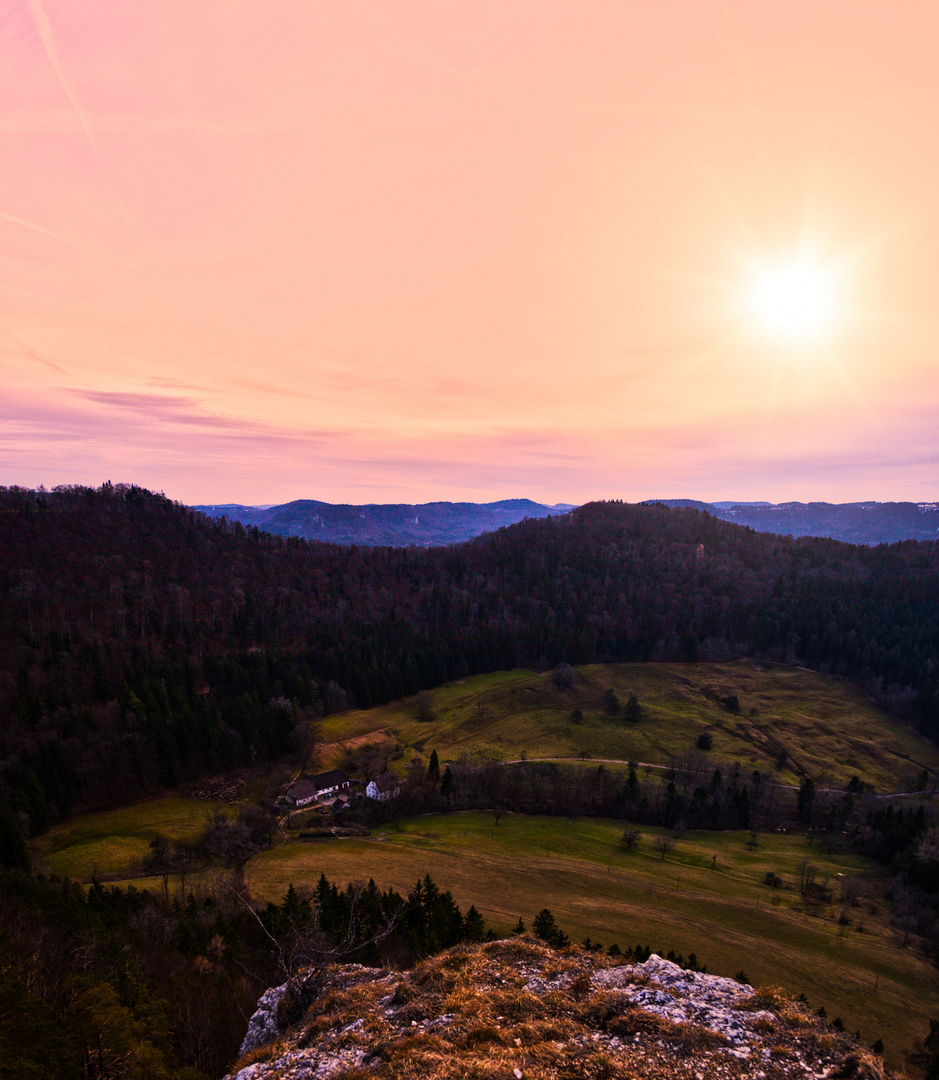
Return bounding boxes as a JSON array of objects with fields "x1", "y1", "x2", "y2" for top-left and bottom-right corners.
[
  {"x1": 462, "y1": 905, "x2": 486, "y2": 942},
  {"x1": 0, "y1": 803, "x2": 30, "y2": 871},
  {"x1": 533, "y1": 908, "x2": 569, "y2": 949},
  {"x1": 440, "y1": 766, "x2": 454, "y2": 802}
]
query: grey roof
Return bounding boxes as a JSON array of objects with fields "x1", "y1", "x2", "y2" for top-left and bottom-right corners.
[
  {"x1": 288, "y1": 779, "x2": 317, "y2": 800},
  {"x1": 310, "y1": 769, "x2": 350, "y2": 791}
]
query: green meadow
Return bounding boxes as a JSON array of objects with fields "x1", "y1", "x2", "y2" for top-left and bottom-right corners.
[
  {"x1": 318, "y1": 661, "x2": 939, "y2": 792},
  {"x1": 30, "y1": 661, "x2": 939, "y2": 1072},
  {"x1": 36, "y1": 799, "x2": 938, "y2": 1068},
  {"x1": 35, "y1": 796, "x2": 228, "y2": 879},
  {"x1": 248, "y1": 810, "x2": 937, "y2": 1071}
]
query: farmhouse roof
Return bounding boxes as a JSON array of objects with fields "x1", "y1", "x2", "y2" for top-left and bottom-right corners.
[
  {"x1": 288, "y1": 779, "x2": 317, "y2": 801},
  {"x1": 372, "y1": 771, "x2": 398, "y2": 792},
  {"x1": 311, "y1": 769, "x2": 350, "y2": 790}
]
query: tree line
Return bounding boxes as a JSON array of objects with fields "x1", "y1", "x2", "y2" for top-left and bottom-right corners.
[{"x1": 0, "y1": 866, "x2": 673, "y2": 1079}]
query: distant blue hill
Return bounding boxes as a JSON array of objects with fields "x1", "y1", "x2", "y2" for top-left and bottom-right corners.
[
  {"x1": 193, "y1": 496, "x2": 939, "y2": 548},
  {"x1": 646, "y1": 499, "x2": 939, "y2": 545},
  {"x1": 192, "y1": 498, "x2": 573, "y2": 546}
]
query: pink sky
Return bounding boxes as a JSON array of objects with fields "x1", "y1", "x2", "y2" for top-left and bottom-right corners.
[{"x1": 2, "y1": 1, "x2": 938, "y2": 505}]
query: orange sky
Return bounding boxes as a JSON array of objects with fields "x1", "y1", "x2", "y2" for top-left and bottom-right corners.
[{"x1": 3, "y1": 1, "x2": 938, "y2": 505}]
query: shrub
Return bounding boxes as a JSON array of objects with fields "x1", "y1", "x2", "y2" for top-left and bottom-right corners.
[
  {"x1": 569, "y1": 972, "x2": 592, "y2": 1001},
  {"x1": 553, "y1": 663, "x2": 575, "y2": 689},
  {"x1": 414, "y1": 691, "x2": 436, "y2": 722}
]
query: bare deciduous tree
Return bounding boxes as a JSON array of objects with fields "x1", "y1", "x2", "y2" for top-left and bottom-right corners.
[
  {"x1": 840, "y1": 876, "x2": 862, "y2": 907},
  {"x1": 798, "y1": 856, "x2": 819, "y2": 893},
  {"x1": 917, "y1": 827, "x2": 939, "y2": 862},
  {"x1": 224, "y1": 877, "x2": 406, "y2": 1028},
  {"x1": 205, "y1": 810, "x2": 254, "y2": 868},
  {"x1": 654, "y1": 835, "x2": 676, "y2": 860}
]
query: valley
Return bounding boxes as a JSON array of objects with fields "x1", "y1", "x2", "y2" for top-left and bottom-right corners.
[
  {"x1": 29, "y1": 661, "x2": 939, "y2": 1073},
  {"x1": 3, "y1": 489, "x2": 939, "y2": 1076}
]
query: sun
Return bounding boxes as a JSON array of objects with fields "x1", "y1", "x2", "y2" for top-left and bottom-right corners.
[{"x1": 744, "y1": 257, "x2": 839, "y2": 345}]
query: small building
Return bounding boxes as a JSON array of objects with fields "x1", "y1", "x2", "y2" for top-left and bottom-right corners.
[
  {"x1": 286, "y1": 770, "x2": 352, "y2": 807},
  {"x1": 366, "y1": 772, "x2": 400, "y2": 802},
  {"x1": 321, "y1": 795, "x2": 351, "y2": 813},
  {"x1": 285, "y1": 779, "x2": 318, "y2": 807}
]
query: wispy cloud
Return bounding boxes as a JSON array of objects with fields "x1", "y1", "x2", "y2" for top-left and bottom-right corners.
[
  {"x1": 0, "y1": 110, "x2": 276, "y2": 135},
  {"x1": 25, "y1": 0, "x2": 95, "y2": 151},
  {"x1": 2, "y1": 330, "x2": 69, "y2": 374},
  {"x1": 0, "y1": 208, "x2": 144, "y2": 271},
  {"x1": 146, "y1": 376, "x2": 212, "y2": 392},
  {"x1": 66, "y1": 387, "x2": 341, "y2": 439}
]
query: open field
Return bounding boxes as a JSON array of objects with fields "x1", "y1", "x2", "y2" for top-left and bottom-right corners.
[
  {"x1": 318, "y1": 661, "x2": 939, "y2": 793},
  {"x1": 35, "y1": 796, "x2": 228, "y2": 879},
  {"x1": 29, "y1": 662, "x2": 939, "y2": 1072},
  {"x1": 31, "y1": 794, "x2": 939, "y2": 1072},
  {"x1": 247, "y1": 811, "x2": 937, "y2": 1072}
]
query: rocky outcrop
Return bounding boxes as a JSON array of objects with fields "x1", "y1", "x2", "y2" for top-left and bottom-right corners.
[{"x1": 225, "y1": 938, "x2": 895, "y2": 1080}]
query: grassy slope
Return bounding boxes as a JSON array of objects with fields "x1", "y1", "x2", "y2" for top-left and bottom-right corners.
[
  {"x1": 39, "y1": 801, "x2": 935, "y2": 1068},
  {"x1": 318, "y1": 661, "x2": 939, "y2": 792},
  {"x1": 248, "y1": 811, "x2": 936, "y2": 1071},
  {"x1": 32, "y1": 662, "x2": 939, "y2": 1070},
  {"x1": 35, "y1": 797, "x2": 229, "y2": 878}
]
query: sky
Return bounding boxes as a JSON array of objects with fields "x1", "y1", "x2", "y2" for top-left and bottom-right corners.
[{"x1": 2, "y1": 1, "x2": 939, "y2": 506}]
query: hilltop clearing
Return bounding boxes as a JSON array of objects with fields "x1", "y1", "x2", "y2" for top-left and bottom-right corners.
[{"x1": 320, "y1": 662, "x2": 939, "y2": 795}]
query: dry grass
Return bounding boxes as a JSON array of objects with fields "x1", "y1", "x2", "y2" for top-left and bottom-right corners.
[
  {"x1": 227, "y1": 938, "x2": 898, "y2": 1080},
  {"x1": 244, "y1": 809, "x2": 939, "y2": 1069}
]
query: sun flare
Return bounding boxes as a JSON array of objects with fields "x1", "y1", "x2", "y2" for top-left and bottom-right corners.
[{"x1": 745, "y1": 258, "x2": 839, "y2": 345}]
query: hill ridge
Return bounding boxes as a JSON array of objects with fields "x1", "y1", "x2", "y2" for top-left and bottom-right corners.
[
  {"x1": 648, "y1": 498, "x2": 939, "y2": 545},
  {"x1": 191, "y1": 496, "x2": 570, "y2": 546}
]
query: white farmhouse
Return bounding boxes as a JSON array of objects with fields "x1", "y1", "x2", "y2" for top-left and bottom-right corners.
[
  {"x1": 366, "y1": 772, "x2": 399, "y2": 802},
  {"x1": 286, "y1": 770, "x2": 352, "y2": 807}
]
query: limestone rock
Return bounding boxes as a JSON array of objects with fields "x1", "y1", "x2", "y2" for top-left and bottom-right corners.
[{"x1": 224, "y1": 939, "x2": 898, "y2": 1080}]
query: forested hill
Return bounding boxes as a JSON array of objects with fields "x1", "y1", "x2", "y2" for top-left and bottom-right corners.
[
  {"x1": 1, "y1": 483, "x2": 939, "y2": 833},
  {"x1": 652, "y1": 498, "x2": 939, "y2": 545},
  {"x1": 192, "y1": 496, "x2": 939, "y2": 548},
  {"x1": 192, "y1": 497, "x2": 572, "y2": 546}
]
